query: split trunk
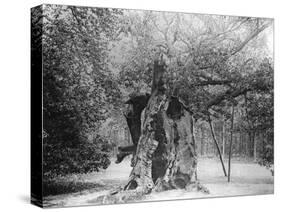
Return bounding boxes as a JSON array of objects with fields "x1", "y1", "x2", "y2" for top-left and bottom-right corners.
[{"x1": 115, "y1": 60, "x2": 199, "y2": 197}]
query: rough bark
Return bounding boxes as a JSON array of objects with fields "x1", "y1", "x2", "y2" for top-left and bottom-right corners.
[
  {"x1": 105, "y1": 60, "x2": 206, "y2": 203},
  {"x1": 125, "y1": 61, "x2": 198, "y2": 193}
]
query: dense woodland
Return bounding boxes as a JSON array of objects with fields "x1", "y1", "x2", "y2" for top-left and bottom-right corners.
[{"x1": 32, "y1": 5, "x2": 273, "y2": 193}]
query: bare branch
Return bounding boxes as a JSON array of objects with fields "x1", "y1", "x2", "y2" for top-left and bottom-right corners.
[
  {"x1": 197, "y1": 23, "x2": 271, "y2": 70},
  {"x1": 230, "y1": 23, "x2": 270, "y2": 56},
  {"x1": 205, "y1": 87, "x2": 249, "y2": 109}
]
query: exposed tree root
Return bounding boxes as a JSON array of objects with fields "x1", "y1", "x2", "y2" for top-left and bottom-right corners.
[
  {"x1": 185, "y1": 181, "x2": 210, "y2": 194},
  {"x1": 96, "y1": 188, "x2": 146, "y2": 204},
  {"x1": 95, "y1": 180, "x2": 209, "y2": 204}
]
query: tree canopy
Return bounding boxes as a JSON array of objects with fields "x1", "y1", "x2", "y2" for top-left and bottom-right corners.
[{"x1": 38, "y1": 5, "x2": 273, "y2": 178}]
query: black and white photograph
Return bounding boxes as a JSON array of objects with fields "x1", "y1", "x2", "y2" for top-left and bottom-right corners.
[{"x1": 31, "y1": 3, "x2": 273, "y2": 208}]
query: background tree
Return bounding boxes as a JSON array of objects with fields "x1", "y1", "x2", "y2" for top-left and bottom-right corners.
[{"x1": 42, "y1": 5, "x2": 123, "y2": 178}]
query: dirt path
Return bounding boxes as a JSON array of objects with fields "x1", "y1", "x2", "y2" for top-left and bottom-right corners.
[{"x1": 44, "y1": 158, "x2": 273, "y2": 207}]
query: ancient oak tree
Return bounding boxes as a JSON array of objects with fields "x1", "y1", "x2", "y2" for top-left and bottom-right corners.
[{"x1": 106, "y1": 58, "x2": 203, "y2": 203}]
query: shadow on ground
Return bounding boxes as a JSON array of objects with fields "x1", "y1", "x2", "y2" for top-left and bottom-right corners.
[{"x1": 43, "y1": 181, "x2": 109, "y2": 196}]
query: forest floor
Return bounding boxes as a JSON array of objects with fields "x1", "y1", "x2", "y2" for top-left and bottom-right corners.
[{"x1": 43, "y1": 157, "x2": 274, "y2": 208}]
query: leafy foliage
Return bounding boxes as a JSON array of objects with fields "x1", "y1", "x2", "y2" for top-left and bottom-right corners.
[
  {"x1": 110, "y1": 12, "x2": 273, "y2": 165},
  {"x1": 42, "y1": 5, "x2": 122, "y2": 178}
]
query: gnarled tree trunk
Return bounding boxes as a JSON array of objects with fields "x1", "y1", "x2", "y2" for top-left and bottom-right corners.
[{"x1": 103, "y1": 59, "x2": 206, "y2": 203}]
